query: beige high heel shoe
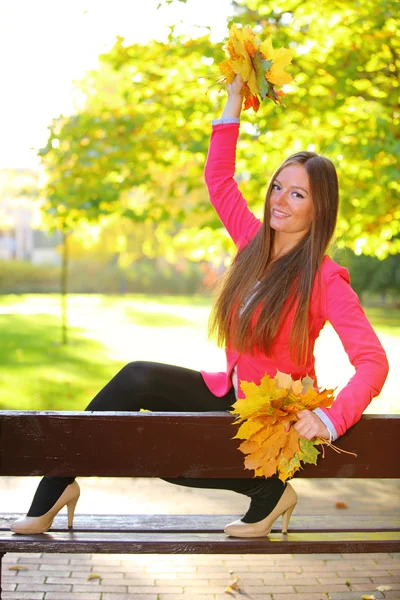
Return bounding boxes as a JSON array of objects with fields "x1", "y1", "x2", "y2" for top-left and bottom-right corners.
[
  {"x1": 224, "y1": 482, "x2": 297, "y2": 538},
  {"x1": 10, "y1": 481, "x2": 80, "y2": 535}
]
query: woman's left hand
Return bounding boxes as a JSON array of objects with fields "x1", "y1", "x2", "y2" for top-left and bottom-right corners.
[{"x1": 294, "y1": 409, "x2": 330, "y2": 441}]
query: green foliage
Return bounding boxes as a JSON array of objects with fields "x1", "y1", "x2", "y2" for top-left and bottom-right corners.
[
  {"x1": 38, "y1": 0, "x2": 399, "y2": 258},
  {"x1": 232, "y1": 0, "x2": 399, "y2": 258},
  {"x1": 0, "y1": 258, "x2": 210, "y2": 295},
  {"x1": 0, "y1": 260, "x2": 60, "y2": 293},
  {"x1": 334, "y1": 246, "x2": 400, "y2": 298}
]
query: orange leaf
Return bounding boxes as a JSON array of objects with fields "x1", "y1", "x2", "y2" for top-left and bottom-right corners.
[
  {"x1": 238, "y1": 439, "x2": 259, "y2": 454},
  {"x1": 335, "y1": 502, "x2": 349, "y2": 509},
  {"x1": 261, "y1": 459, "x2": 279, "y2": 478},
  {"x1": 244, "y1": 448, "x2": 264, "y2": 471}
]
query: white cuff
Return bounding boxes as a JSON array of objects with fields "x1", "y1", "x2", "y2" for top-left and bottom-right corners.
[
  {"x1": 212, "y1": 117, "x2": 241, "y2": 126},
  {"x1": 313, "y1": 407, "x2": 338, "y2": 442}
]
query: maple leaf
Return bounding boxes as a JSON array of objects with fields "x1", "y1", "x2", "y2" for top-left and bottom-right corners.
[
  {"x1": 299, "y1": 438, "x2": 320, "y2": 466},
  {"x1": 233, "y1": 419, "x2": 265, "y2": 440},
  {"x1": 225, "y1": 575, "x2": 240, "y2": 595},
  {"x1": 260, "y1": 38, "x2": 294, "y2": 86},
  {"x1": 218, "y1": 23, "x2": 294, "y2": 111},
  {"x1": 232, "y1": 372, "x2": 335, "y2": 481}
]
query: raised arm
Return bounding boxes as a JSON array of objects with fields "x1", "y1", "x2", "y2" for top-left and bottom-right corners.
[{"x1": 204, "y1": 75, "x2": 261, "y2": 248}]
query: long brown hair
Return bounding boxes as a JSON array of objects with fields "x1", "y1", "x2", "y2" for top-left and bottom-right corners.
[{"x1": 208, "y1": 151, "x2": 339, "y2": 366}]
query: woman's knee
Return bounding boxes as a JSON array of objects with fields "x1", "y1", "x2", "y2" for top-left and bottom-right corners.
[{"x1": 118, "y1": 361, "x2": 156, "y2": 393}]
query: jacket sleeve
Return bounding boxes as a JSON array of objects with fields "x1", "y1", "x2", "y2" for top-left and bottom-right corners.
[
  {"x1": 316, "y1": 264, "x2": 389, "y2": 438},
  {"x1": 204, "y1": 122, "x2": 261, "y2": 248}
]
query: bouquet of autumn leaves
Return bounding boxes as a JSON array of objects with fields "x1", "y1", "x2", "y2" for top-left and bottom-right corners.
[
  {"x1": 219, "y1": 23, "x2": 294, "y2": 111},
  {"x1": 231, "y1": 371, "x2": 338, "y2": 482}
]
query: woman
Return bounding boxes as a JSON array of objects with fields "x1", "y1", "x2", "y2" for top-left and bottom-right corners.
[{"x1": 10, "y1": 75, "x2": 389, "y2": 538}]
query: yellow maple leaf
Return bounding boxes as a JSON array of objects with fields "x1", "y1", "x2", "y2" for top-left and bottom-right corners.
[
  {"x1": 260, "y1": 38, "x2": 294, "y2": 86},
  {"x1": 261, "y1": 425, "x2": 286, "y2": 461},
  {"x1": 291, "y1": 379, "x2": 303, "y2": 395},
  {"x1": 275, "y1": 370, "x2": 293, "y2": 389},
  {"x1": 233, "y1": 419, "x2": 265, "y2": 440}
]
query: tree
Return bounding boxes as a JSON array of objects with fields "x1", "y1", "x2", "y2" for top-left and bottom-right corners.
[{"x1": 38, "y1": 0, "x2": 399, "y2": 260}]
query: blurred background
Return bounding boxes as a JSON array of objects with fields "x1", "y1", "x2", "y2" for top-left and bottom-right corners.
[{"x1": 0, "y1": 0, "x2": 398, "y2": 413}]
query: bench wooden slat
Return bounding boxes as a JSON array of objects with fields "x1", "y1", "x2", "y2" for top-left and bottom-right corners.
[
  {"x1": 1, "y1": 412, "x2": 399, "y2": 478},
  {"x1": 1, "y1": 530, "x2": 399, "y2": 554},
  {"x1": 1, "y1": 514, "x2": 399, "y2": 533}
]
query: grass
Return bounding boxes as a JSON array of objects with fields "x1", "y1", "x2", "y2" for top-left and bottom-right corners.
[
  {"x1": 363, "y1": 306, "x2": 400, "y2": 335},
  {"x1": 0, "y1": 293, "x2": 398, "y2": 413},
  {"x1": 0, "y1": 312, "x2": 126, "y2": 410}
]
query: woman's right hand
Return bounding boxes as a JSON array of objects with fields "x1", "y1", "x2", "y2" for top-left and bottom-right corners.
[
  {"x1": 220, "y1": 74, "x2": 244, "y2": 119},
  {"x1": 227, "y1": 74, "x2": 243, "y2": 97}
]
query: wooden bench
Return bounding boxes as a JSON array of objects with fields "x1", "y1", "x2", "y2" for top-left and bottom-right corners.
[{"x1": 1, "y1": 410, "x2": 399, "y2": 598}]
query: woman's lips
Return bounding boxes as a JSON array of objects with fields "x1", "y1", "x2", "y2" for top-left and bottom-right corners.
[{"x1": 272, "y1": 208, "x2": 291, "y2": 218}]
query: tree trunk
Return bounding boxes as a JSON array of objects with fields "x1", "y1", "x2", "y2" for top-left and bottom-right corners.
[{"x1": 61, "y1": 229, "x2": 69, "y2": 345}]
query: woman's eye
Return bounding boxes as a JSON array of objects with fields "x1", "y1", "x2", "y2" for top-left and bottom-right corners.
[
  {"x1": 272, "y1": 183, "x2": 280, "y2": 190},
  {"x1": 292, "y1": 191, "x2": 304, "y2": 199}
]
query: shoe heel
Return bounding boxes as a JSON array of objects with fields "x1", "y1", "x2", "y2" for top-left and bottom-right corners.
[
  {"x1": 67, "y1": 496, "x2": 79, "y2": 529},
  {"x1": 281, "y1": 503, "x2": 296, "y2": 534}
]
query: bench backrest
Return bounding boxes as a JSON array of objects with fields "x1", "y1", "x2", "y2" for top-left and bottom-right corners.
[{"x1": 0, "y1": 411, "x2": 398, "y2": 479}]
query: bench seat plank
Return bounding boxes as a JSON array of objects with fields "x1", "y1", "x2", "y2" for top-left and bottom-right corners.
[
  {"x1": 1, "y1": 412, "x2": 399, "y2": 478},
  {"x1": 1, "y1": 514, "x2": 399, "y2": 533},
  {"x1": 1, "y1": 530, "x2": 399, "y2": 554}
]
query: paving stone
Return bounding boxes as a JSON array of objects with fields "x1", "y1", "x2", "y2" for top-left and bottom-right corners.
[
  {"x1": 45, "y1": 577, "x2": 103, "y2": 585},
  {"x1": 16, "y1": 583, "x2": 72, "y2": 592},
  {"x1": 128, "y1": 586, "x2": 183, "y2": 593},
  {"x1": 337, "y1": 570, "x2": 389, "y2": 578},
  {"x1": 44, "y1": 595, "x2": 101, "y2": 600},
  {"x1": 3, "y1": 553, "x2": 42, "y2": 561},
  {"x1": 370, "y1": 577, "x2": 400, "y2": 586},
  {"x1": 102, "y1": 596, "x2": 158, "y2": 600},
  {"x1": 101, "y1": 577, "x2": 155, "y2": 586},
  {"x1": 295, "y1": 584, "x2": 350, "y2": 593},
  {"x1": 162, "y1": 596, "x2": 217, "y2": 600},
  {"x1": 72, "y1": 584, "x2": 129, "y2": 592},
  {"x1": 327, "y1": 592, "x2": 384, "y2": 600},
  {"x1": 257, "y1": 594, "x2": 327, "y2": 600},
  {"x1": 250, "y1": 564, "x2": 301, "y2": 572},
  {"x1": 282, "y1": 577, "x2": 320, "y2": 585},
  {"x1": 2, "y1": 593, "x2": 45, "y2": 600},
  {"x1": 352, "y1": 581, "x2": 400, "y2": 591},
  {"x1": 317, "y1": 577, "x2": 371, "y2": 585},
  {"x1": 7, "y1": 573, "x2": 46, "y2": 583},
  {"x1": 1, "y1": 583, "x2": 16, "y2": 592}
]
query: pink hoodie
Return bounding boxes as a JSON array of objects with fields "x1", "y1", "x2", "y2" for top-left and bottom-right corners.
[{"x1": 200, "y1": 122, "x2": 389, "y2": 440}]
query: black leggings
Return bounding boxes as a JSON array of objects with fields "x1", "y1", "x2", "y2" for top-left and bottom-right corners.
[
  {"x1": 29, "y1": 362, "x2": 284, "y2": 520},
  {"x1": 85, "y1": 361, "x2": 254, "y2": 495}
]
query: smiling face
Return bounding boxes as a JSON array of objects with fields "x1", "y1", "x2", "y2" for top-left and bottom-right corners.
[{"x1": 269, "y1": 164, "x2": 314, "y2": 238}]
